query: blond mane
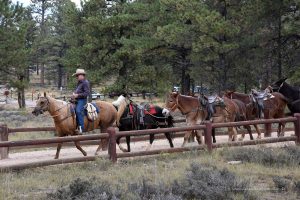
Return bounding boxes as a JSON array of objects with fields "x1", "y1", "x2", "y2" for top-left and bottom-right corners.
[{"x1": 112, "y1": 95, "x2": 130, "y2": 126}]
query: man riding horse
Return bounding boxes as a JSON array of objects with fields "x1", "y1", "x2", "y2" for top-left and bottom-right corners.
[{"x1": 72, "y1": 68, "x2": 90, "y2": 134}]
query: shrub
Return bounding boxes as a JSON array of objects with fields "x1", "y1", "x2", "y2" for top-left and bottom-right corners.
[
  {"x1": 272, "y1": 176, "x2": 292, "y2": 192},
  {"x1": 294, "y1": 180, "x2": 300, "y2": 195},
  {"x1": 47, "y1": 178, "x2": 119, "y2": 200},
  {"x1": 172, "y1": 163, "x2": 252, "y2": 200},
  {"x1": 222, "y1": 146, "x2": 300, "y2": 167},
  {"x1": 48, "y1": 163, "x2": 255, "y2": 200}
]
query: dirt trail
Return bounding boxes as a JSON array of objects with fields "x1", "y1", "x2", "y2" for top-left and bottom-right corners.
[{"x1": 0, "y1": 131, "x2": 296, "y2": 168}]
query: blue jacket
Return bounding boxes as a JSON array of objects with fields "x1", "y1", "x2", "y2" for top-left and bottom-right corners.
[{"x1": 75, "y1": 79, "x2": 90, "y2": 99}]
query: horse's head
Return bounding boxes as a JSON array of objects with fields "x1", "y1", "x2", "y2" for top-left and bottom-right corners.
[
  {"x1": 165, "y1": 92, "x2": 179, "y2": 111},
  {"x1": 162, "y1": 108, "x2": 171, "y2": 116},
  {"x1": 224, "y1": 90, "x2": 235, "y2": 99},
  {"x1": 32, "y1": 95, "x2": 50, "y2": 116},
  {"x1": 270, "y1": 77, "x2": 287, "y2": 92}
]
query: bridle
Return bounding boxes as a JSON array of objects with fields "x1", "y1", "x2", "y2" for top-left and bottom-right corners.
[{"x1": 38, "y1": 97, "x2": 73, "y2": 123}]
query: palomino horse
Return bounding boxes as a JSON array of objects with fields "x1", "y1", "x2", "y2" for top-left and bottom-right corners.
[
  {"x1": 112, "y1": 95, "x2": 174, "y2": 152},
  {"x1": 165, "y1": 92, "x2": 240, "y2": 146},
  {"x1": 270, "y1": 78, "x2": 300, "y2": 114},
  {"x1": 32, "y1": 93, "x2": 117, "y2": 159}
]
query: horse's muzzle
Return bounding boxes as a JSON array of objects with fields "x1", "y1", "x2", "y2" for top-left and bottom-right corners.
[{"x1": 32, "y1": 108, "x2": 43, "y2": 116}]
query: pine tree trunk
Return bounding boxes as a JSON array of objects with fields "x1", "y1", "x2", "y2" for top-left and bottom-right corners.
[
  {"x1": 41, "y1": 63, "x2": 45, "y2": 85},
  {"x1": 17, "y1": 76, "x2": 26, "y2": 108},
  {"x1": 57, "y1": 64, "x2": 63, "y2": 89},
  {"x1": 277, "y1": 13, "x2": 282, "y2": 79},
  {"x1": 36, "y1": 62, "x2": 39, "y2": 75}
]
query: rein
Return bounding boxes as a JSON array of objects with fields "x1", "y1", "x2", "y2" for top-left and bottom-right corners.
[{"x1": 43, "y1": 97, "x2": 74, "y2": 123}]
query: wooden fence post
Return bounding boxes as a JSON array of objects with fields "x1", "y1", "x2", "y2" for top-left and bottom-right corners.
[
  {"x1": 294, "y1": 113, "x2": 300, "y2": 145},
  {"x1": 108, "y1": 127, "x2": 117, "y2": 163},
  {"x1": 0, "y1": 124, "x2": 9, "y2": 159},
  {"x1": 264, "y1": 111, "x2": 272, "y2": 137},
  {"x1": 204, "y1": 121, "x2": 213, "y2": 152}
]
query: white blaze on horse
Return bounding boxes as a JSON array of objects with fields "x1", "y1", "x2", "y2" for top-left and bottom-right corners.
[
  {"x1": 112, "y1": 95, "x2": 174, "y2": 152},
  {"x1": 32, "y1": 92, "x2": 117, "y2": 159}
]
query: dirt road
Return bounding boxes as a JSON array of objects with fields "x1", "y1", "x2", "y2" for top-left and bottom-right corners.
[{"x1": 0, "y1": 131, "x2": 296, "y2": 169}]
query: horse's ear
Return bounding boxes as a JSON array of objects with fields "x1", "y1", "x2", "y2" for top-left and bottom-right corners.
[{"x1": 44, "y1": 92, "x2": 46, "y2": 97}]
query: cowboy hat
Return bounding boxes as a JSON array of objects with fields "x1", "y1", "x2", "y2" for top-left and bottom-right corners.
[{"x1": 72, "y1": 69, "x2": 86, "y2": 76}]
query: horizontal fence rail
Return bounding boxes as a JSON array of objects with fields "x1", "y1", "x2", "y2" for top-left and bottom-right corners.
[{"x1": 0, "y1": 113, "x2": 299, "y2": 170}]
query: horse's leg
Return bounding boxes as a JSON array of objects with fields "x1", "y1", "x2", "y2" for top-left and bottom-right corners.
[
  {"x1": 254, "y1": 125, "x2": 262, "y2": 139},
  {"x1": 228, "y1": 127, "x2": 237, "y2": 142},
  {"x1": 240, "y1": 125, "x2": 253, "y2": 141},
  {"x1": 182, "y1": 131, "x2": 192, "y2": 147},
  {"x1": 278, "y1": 122, "x2": 285, "y2": 137},
  {"x1": 74, "y1": 141, "x2": 87, "y2": 156},
  {"x1": 164, "y1": 132, "x2": 174, "y2": 148},
  {"x1": 54, "y1": 143, "x2": 63, "y2": 159},
  {"x1": 212, "y1": 128, "x2": 216, "y2": 143},
  {"x1": 232, "y1": 127, "x2": 238, "y2": 141},
  {"x1": 228, "y1": 127, "x2": 233, "y2": 142},
  {"x1": 94, "y1": 128, "x2": 108, "y2": 155},
  {"x1": 146, "y1": 134, "x2": 155, "y2": 151},
  {"x1": 116, "y1": 136, "x2": 128, "y2": 153},
  {"x1": 100, "y1": 128, "x2": 108, "y2": 151},
  {"x1": 281, "y1": 122, "x2": 286, "y2": 137},
  {"x1": 126, "y1": 136, "x2": 131, "y2": 152},
  {"x1": 195, "y1": 130, "x2": 203, "y2": 145},
  {"x1": 277, "y1": 122, "x2": 282, "y2": 137}
]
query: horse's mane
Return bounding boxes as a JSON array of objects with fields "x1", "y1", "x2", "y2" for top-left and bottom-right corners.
[{"x1": 116, "y1": 98, "x2": 128, "y2": 126}]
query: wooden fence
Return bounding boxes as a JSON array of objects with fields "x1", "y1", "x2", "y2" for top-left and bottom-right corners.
[{"x1": 0, "y1": 114, "x2": 299, "y2": 169}]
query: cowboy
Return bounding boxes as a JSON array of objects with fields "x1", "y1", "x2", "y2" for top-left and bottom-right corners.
[{"x1": 72, "y1": 69, "x2": 90, "y2": 133}]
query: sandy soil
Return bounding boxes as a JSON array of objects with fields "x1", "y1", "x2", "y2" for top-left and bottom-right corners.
[{"x1": 0, "y1": 131, "x2": 296, "y2": 168}]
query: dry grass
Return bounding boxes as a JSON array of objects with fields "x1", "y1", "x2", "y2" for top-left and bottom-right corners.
[{"x1": 0, "y1": 147, "x2": 299, "y2": 199}]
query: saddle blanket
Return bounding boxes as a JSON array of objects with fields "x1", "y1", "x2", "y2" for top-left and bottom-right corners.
[{"x1": 70, "y1": 103, "x2": 100, "y2": 115}]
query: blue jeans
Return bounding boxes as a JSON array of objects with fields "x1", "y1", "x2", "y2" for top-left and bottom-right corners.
[{"x1": 76, "y1": 98, "x2": 87, "y2": 132}]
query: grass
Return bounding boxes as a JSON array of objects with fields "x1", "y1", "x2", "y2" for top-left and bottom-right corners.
[{"x1": 0, "y1": 146, "x2": 299, "y2": 199}]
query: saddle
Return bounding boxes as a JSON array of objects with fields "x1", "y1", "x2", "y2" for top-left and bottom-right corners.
[
  {"x1": 251, "y1": 89, "x2": 274, "y2": 102},
  {"x1": 199, "y1": 94, "x2": 225, "y2": 121},
  {"x1": 129, "y1": 102, "x2": 158, "y2": 126},
  {"x1": 70, "y1": 102, "x2": 100, "y2": 121}
]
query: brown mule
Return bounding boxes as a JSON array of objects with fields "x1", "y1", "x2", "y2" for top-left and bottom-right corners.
[
  {"x1": 165, "y1": 92, "x2": 240, "y2": 146},
  {"x1": 225, "y1": 91, "x2": 288, "y2": 138},
  {"x1": 224, "y1": 91, "x2": 262, "y2": 140},
  {"x1": 249, "y1": 91, "x2": 288, "y2": 137},
  {"x1": 32, "y1": 93, "x2": 117, "y2": 159}
]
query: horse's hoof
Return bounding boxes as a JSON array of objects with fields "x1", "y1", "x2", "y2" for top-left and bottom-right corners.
[
  {"x1": 257, "y1": 136, "x2": 261, "y2": 140},
  {"x1": 238, "y1": 137, "x2": 244, "y2": 141},
  {"x1": 54, "y1": 157, "x2": 59, "y2": 159}
]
